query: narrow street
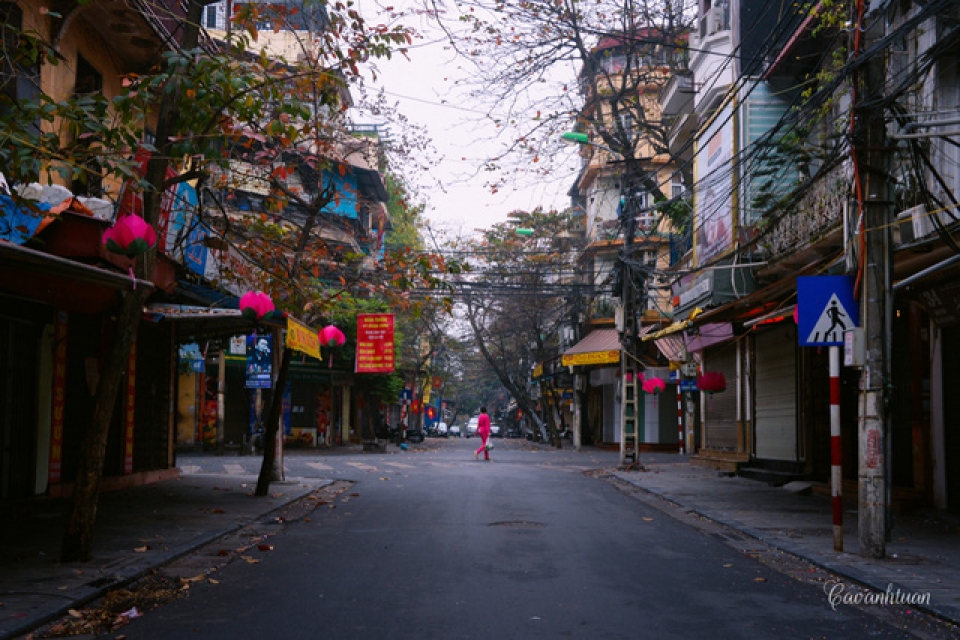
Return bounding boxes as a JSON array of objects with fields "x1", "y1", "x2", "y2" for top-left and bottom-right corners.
[{"x1": 105, "y1": 439, "x2": 945, "y2": 639}]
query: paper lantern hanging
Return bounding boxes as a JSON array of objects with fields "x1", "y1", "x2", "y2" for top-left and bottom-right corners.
[
  {"x1": 697, "y1": 371, "x2": 727, "y2": 394},
  {"x1": 318, "y1": 325, "x2": 345, "y2": 368},
  {"x1": 102, "y1": 215, "x2": 157, "y2": 288},
  {"x1": 239, "y1": 291, "x2": 275, "y2": 322},
  {"x1": 102, "y1": 215, "x2": 157, "y2": 258},
  {"x1": 642, "y1": 377, "x2": 666, "y2": 409}
]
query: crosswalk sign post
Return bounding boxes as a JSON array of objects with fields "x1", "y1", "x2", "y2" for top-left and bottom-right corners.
[
  {"x1": 797, "y1": 275, "x2": 859, "y2": 552},
  {"x1": 797, "y1": 276, "x2": 859, "y2": 347}
]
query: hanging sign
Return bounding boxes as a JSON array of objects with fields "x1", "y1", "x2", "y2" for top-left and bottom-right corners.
[
  {"x1": 286, "y1": 316, "x2": 320, "y2": 360},
  {"x1": 355, "y1": 313, "x2": 395, "y2": 374}
]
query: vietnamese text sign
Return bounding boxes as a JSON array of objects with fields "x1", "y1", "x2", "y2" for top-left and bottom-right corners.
[
  {"x1": 355, "y1": 313, "x2": 395, "y2": 373},
  {"x1": 286, "y1": 316, "x2": 320, "y2": 360},
  {"x1": 561, "y1": 350, "x2": 620, "y2": 367}
]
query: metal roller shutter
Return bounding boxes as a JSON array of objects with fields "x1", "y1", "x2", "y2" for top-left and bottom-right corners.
[
  {"x1": 703, "y1": 346, "x2": 738, "y2": 450},
  {"x1": 754, "y1": 325, "x2": 798, "y2": 460}
]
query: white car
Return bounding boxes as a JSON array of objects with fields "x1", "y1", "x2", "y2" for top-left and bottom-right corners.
[
  {"x1": 466, "y1": 415, "x2": 480, "y2": 438},
  {"x1": 436, "y1": 422, "x2": 449, "y2": 436}
]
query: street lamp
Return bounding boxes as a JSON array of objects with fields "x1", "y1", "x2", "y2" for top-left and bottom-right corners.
[
  {"x1": 562, "y1": 130, "x2": 642, "y2": 466},
  {"x1": 561, "y1": 131, "x2": 618, "y2": 155}
]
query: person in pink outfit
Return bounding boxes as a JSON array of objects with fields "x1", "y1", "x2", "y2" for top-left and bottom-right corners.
[{"x1": 474, "y1": 407, "x2": 492, "y2": 461}]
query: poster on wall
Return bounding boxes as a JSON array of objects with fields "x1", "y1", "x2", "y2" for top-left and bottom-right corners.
[
  {"x1": 695, "y1": 104, "x2": 734, "y2": 266},
  {"x1": 355, "y1": 313, "x2": 395, "y2": 374},
  {"x1": 245, "y1": 333, "x2": 273, "y2": 388}
]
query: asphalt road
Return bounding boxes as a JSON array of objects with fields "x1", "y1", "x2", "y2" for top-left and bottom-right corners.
[{"x1": 119, "y1": 438, "x2": 918, "y2": 639}]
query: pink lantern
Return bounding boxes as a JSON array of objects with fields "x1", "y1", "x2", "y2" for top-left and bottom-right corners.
[
  {"x1": 642, "y1": 377, "x2": 666, "y2": 395},
  {"x1": 697, "y1": 371, "x2": 727, "y2": 394},
  {"x1": 642, "y1": 376, "x2": 666, "y2": 408},
  {"x1": 319, "y1": 325, "x2": 345, "y2": 347},
  {"x1": 318, "y1": 325, "x2": 345, "y2": 368},
  {"x1": 239, "y1": 291, "x2": 275, "y2": 322},
  {"x1": 102, "y1": 215, "x2": 157, "y2": 257}
]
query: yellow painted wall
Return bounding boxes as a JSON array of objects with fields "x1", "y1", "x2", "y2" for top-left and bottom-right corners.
[{"x1": 176, "y1": 372, "x2": 199, "y2": 444}]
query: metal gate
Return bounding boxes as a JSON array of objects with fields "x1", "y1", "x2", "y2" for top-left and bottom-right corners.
[
  {"x1": 703, "y1": 345, "x2": 738, "y2": 450},
  {"x1": 754, "y1": 325, "x2": 798, "y2": 460}
]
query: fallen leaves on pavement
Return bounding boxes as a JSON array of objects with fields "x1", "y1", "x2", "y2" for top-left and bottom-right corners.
[{"x1": 34, "y1": 575, "x2": 183, "y2": 637}]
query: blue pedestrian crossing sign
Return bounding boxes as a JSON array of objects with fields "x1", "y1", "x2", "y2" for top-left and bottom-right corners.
[{"x1": 797, "y1": 276, "x2": 859, "y2": 347}]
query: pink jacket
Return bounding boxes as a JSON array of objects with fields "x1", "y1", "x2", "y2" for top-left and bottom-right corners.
[{"x1": 477, "y1": 413, "x2": 491, "y2": 438}]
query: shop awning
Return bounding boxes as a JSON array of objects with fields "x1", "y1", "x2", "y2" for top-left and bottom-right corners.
[
  {"x1": 561, "y1": 329, "x2": 620, "y2": 367},
  {"x1": 643, "y1": 319, "x2": 691, "y2": 341},
  {"x1": 142, "y1": 303, "x2": 282, "y2": 339},
  {"x1": 653, "y1": 334, "x2": 686, "y2": 362},
  {"x1": 0, "y1": 240, "x2": 153, "y2": 314}
]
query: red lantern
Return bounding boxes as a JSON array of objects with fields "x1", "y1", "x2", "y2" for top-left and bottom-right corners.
[
  {"x1": 102, "y1": 215, "x2": 157, "y2": 257},
  {"x1": 239, "y1": 291, "x2": 275, "y2": 322},
  {"x1": 697, "y1": 372, "x2": 727, "y2": 394},
  {"x1": 318, "y1": 325, "x2": 345, "y2": 368}
]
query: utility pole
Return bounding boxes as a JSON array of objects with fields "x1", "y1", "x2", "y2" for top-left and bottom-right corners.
[
  {"x1": 619, "y1": 185, "x2": 640, "y2": 466},
  {"x1": 856, "y1": 9, "x2": 891, "y2": 559}
]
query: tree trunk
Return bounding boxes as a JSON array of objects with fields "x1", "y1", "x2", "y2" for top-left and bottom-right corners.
[
  {"x1": 60, "y1": 0, "x2": 205, "y2": 562},
  {"x1": 256, "y1": 346, "x2": 293, "y2": 496},
  {"x1": 61, "y1": 289, "x2": 146, "y2": 561}
]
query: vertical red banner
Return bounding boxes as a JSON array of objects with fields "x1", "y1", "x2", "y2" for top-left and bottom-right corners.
[
  {"x1": 123, "y1": 341, "x2": 137, "y2": 474},
  {"x1": 355, "y1": 314, "x2": 395, "y2": 374},
  {"x1": 48, "y1": 311, "x2": 68, "y2": 485}
]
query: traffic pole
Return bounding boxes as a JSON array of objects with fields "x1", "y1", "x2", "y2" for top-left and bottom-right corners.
[
  {"x1": 830, "y1": 346, "x2": 842, "y2": 551},
  {"x1": 677, "y1": 382, "x2": 685, "y2": 455}
]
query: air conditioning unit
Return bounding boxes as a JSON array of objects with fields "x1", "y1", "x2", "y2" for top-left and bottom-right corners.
[{"x1": 910, "y1": 204, "x2": 936, "y2": 240}]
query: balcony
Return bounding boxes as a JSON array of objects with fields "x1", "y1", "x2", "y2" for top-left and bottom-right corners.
[
  {"x1": 698, "y1": 2, "x2": 731, "y2": 41},
  {"x1": 759, "y1": 164, "x2": 847, "y2": 279},
  {"x1": 660, "y1": 73, "x2": 694, "y2": 117}
]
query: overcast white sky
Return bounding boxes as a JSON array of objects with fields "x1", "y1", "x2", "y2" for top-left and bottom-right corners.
[{"x1": 354, "y1": 2, "x2": 577, "y2": 236}]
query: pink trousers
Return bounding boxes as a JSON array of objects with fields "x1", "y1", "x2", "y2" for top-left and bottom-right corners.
[{"x1": 475, "y1": 434, "x2": 490, "y2": 460}]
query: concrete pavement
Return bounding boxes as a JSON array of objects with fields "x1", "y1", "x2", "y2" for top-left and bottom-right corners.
[
  {"x1": 612, "y1": 457, "x2": 960, "y2": 627},
  {"x1": 2, "y1": 445, "x2": 959, "y2": 637},
  {"x1": 0, "y1": 472, "x2": 330, "y2": 639}
]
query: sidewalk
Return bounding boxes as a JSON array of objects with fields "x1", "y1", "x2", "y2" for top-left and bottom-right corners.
[
  {"x1": 0, "y1": 473, "x2": 329, "y2": 639},
  {"x1": 613, "y1": 458, "x2": 960, "y2": 625}
]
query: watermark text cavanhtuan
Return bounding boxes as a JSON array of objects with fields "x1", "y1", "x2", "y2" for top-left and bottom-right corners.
[{"x1": 825, "y1": 581, "x2": 931, "y2": 611}]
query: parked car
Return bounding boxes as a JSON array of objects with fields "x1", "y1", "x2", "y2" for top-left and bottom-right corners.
[
  {"x1": 490, "y1": 423, "x2": 502, "y2": 438},
  {"x1": 426, "y1": 422, "x2": 447, "y2": 437},
  {"x1": 448, "y1": 424, "x2": 461, "y2": 438},
  {"x1": 465, "y1": 415, "x2": 479, "y2": 438},
  {"x1": 504, "y1": 424, "x2": 521, "y2": 439}
]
